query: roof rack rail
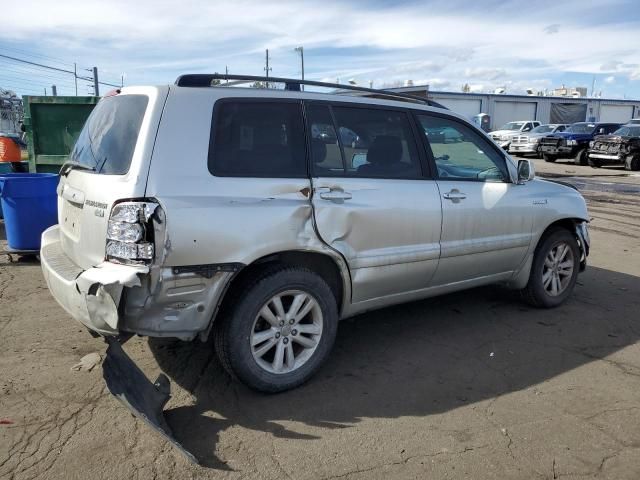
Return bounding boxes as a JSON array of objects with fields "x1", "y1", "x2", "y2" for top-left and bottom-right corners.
[{"x1": 174, "y1": 73, "x2": 447, "y2": 109}]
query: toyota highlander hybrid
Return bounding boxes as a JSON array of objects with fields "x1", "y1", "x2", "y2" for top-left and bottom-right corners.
[{"x1": 40, "y1": 74, "x2": 590, "y2": 458}]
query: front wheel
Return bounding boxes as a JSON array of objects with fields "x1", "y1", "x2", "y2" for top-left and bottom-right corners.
[
  {"x1": 574, "y1": 148, "x2": 588, "y2": 166},
  {"x1": 543, "y1": 154, "x2": 557, "y2": 163},
  {"x1": 588, "y1": 156, "x2": 602, "y2": 168},
  {"x1": 520, "y1": 228, "x2": 580, "y2": 308},
  {"x1": 625, "y1": 155, "x2": 640, "y2": 171},
  {"x1": 214, "y1": 266, "x2": 338, "y2": 393}
]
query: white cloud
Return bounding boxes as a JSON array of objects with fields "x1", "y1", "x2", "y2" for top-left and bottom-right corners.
[
  {"x1": 543, "y1": 24, "x2": 561, "y2": 34},
  {"x1": 1, "y1": 0, "x2": 639, "y2": 95},
  {"x1": 605, "y1": 76, "x2": 616, "y2": 84},
  {"x1": 464, "y1": 68, "x2": 507, "y2": 81}
]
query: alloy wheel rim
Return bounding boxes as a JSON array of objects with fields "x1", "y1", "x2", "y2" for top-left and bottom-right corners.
[
  {"x1": 542, "y1": 242, "x2": 574, "y2": 297},
  {"x1": 250, "y1": 290, "x2": 323, "y2": 374}
]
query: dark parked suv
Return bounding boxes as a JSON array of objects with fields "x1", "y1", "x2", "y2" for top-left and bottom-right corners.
[{"x1": 539, "y1": 122, "x2": 621, "y2": 165}]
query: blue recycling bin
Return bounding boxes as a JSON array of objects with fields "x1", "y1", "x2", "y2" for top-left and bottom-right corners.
[
  {"x1": 0, "y1": 173, "x2": 59, "y2": 251},
  {"x1": 0, "y1": 163, "x2": 29, "y2": 219}
]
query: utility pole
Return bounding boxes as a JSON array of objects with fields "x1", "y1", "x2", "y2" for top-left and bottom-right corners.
[
  {"x1": 264, "y1": 49, "x2": 272, "y2": 88},
  {"x1": 121, "y1": 74, "x2": 124, "y2": 88},
  {"x1": 294, "y1": 46, "x2": 304, "y2": 90},
  {"x1": 225, "y1": 65, "x2": 229, "y2": 84},
  {"x1": 74, "y1": 63, "x2": 78, "y2": 95},
  {"x1": 51, "y1": 85, "x2": 57, "y2": 96},
  {"x1": 93, "y1": 67, "x2": 100, "y2": 96}
]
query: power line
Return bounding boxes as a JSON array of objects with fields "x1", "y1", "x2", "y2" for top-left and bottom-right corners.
[
  {"x1": 0, "y1": 68, "x2": 77, "y2": 87},
  {"x1": 0, "y1": 52, "x2": 74, "y2": 75},
  {"x1": 0, "y1": 52, "x2": 123, "y2": 91},
  {"x1": 0, "y1": 44, "x2": 74, "y2": 67},
  {"x1": 0, "y1": 75, "x2": 74, "y2": 91}
]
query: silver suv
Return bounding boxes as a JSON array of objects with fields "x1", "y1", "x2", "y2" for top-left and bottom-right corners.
[{"x1": 41, "y1": 75, "x2": 590, "y2": 395}]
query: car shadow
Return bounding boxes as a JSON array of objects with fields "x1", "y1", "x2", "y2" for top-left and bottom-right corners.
[{"x1": 149, "y1": 266, "x2": 640, "y2": 468}]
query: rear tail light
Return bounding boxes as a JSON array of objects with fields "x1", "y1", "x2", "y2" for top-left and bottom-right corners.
[{"x1": 106, "y1": 201, "x2": 158, "y2": 265}]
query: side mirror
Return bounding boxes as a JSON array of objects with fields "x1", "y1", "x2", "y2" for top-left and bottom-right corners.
[{"x1": 517, "y1": 159, "x2": 535, "y2": 183}]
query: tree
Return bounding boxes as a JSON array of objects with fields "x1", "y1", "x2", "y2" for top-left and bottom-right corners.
[{"x1": 461, "y1": 83, "x2": 471, "y2": 93}]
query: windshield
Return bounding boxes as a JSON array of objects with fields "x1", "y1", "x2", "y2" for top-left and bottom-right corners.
[
  {"x1": 69, "y1": 94, "x2": 148, "y2": 175},
  {"x1": 499, "y1": 122, "x2": 525, "y2": 131},
  {"x1": 530, "y1": 125, "x2": 554, "y2": 134},
  {"x1": 567, "y1": 123, "x2": 596, "y2": 134},
  {"x1": 613, "y1": 126, "x2": 640, "y2": 137}
]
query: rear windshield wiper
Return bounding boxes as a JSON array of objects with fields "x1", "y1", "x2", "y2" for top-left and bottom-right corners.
[{"x1": 60, "y1": 161, "x2": 96, "y2": 177}]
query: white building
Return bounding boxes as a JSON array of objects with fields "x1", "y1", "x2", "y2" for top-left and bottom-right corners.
[{"x1": 388, "y1": 86, "x2": 640, "y2": 130}]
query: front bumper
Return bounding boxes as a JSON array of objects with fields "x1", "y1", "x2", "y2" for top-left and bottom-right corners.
[
  {"x1": 41, "y1": 225, "x2": 147, "y2": 336},
  {"x1": 509, "y1": 143, "x2": 538, "y2": 154},
  {"x1": 588, "y1": 152, "x2": 624, "y2": 163},
  {"x1": 539, "y1": 145, "x2": 577, "y2": 157},
  {"x1": 576, "y1": 221, "x2": 590, "y2": 271}
]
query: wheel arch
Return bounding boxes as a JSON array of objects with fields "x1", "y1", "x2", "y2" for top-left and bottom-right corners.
[
  {"x1": 508, "y1": 216, "x2": 589, "y2": 290},
  {"x1": 208, "y1": 249, "x2": 350, "y2": 336}
]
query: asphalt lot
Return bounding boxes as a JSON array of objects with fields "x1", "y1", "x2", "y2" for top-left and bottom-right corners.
[{"x1": 1, "y1": 156, "x2": 639, "y2": 480}]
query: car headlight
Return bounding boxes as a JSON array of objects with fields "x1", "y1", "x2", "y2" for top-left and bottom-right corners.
[
  {"x1": 566, "y1": 139, "x2": 577, "y2": 146},
  {"x1": 500, "y1": 135, "x2": 510, "y2": 141},
  {"x1": 530, "y1": 137, "x2": 540, "y2": 144},
  {"x1": 589, "y1": 141, "x2": 594, "y2": 148}
]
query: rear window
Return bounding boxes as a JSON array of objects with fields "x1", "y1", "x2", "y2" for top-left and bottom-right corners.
[
  {"x1": 208, "y1": 101, "x2": 306, "y2": 177},
  {"x1": 69, "y1": 94, "x2": 148, "y2": 175}
]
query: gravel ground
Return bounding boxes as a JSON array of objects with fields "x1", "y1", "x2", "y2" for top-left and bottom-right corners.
[{"x1": 1, "y1": 157, "x2": 639, "y2": 480}]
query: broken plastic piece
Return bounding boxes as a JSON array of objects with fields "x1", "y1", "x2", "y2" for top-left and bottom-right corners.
[{"x1": 102, "y1": 337, "x2": 198, "y2": 464}]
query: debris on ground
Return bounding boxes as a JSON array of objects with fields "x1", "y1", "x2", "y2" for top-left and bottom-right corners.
[{"x1": 70, "y1": 352, "x2": 102, "y2": 372}]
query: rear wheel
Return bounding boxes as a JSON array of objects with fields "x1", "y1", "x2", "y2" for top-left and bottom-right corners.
[
  {"x1": 214, "y1": 266, "x2": 338, "y2": 393},
  {"x1": 521, "y1": 228, "x2": 580, "y2": 308},
  {"x1": 543, "y1": 154, "x2": 557, "y2": 163},
  {"x1": 625, "y1": 155, "x2": 640, "y2": 171},
  {"x1": 574, "y1": 148, "x2": 588, "y2": 166}
]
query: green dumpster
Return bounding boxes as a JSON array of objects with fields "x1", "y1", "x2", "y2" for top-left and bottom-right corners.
[{"x1": 22, "y1": 96, "x2": 100, "y2": 173}]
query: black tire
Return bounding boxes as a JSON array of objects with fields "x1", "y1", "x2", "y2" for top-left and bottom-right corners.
[
  {"x1": 625, "y1": 155, "x2": 640, "y2": 171},
  {"x1": 543, "y1": 154, "x2": 556, "y2": 163},
  {"x1": 588, "y1": 156, "x2": 602, "y2": 168},
  {"x1": 214, "y1": 265, "x2": 338, "y2": 393},
  {"x1": 520, "y1": 228, "x2": 581, "y2": 308},
  {"x1": 574, "y1": 148, "x2": 588, "y2": 166}
]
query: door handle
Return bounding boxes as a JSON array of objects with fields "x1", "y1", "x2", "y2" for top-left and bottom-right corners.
[
  {"x1": 318, "y1": 189, "x2": 353, "y2": 201},
  {"x1": 442, "y1": 190, "x2": 467, "y2": 201}
]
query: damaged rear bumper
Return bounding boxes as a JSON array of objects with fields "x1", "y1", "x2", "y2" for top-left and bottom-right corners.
[
  {"x1": 41, "y1": 225, "x2": 146, "y2": 336},
  {"x1": 41, "y1": 225, "x2": 236, "y2": 340}
]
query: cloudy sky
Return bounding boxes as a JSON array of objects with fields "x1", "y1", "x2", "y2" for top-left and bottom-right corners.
[{"x1": 1, "y1": 0, "x2": 640, "y2": 98}]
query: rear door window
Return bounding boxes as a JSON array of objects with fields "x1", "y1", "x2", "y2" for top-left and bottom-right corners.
[
  {"x1": 306, "y1": 104, "x2": 422, "y2": 178},
  {"x1": 306, "y1": 104, "x2": 345, "y2": 176},
  {"x1": 69, "y1": 94, "x2": 148, "y2": 175},
  {"x1": 209, "y1": 101, "x2": 306, "y2": 177}
]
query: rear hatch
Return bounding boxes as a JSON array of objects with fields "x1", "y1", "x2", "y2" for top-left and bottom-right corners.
[{"x1": 57, "y1": 86, "x2": 168, "y2": 270}]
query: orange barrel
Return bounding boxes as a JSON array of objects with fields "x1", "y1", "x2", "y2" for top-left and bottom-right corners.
[{"x1": 0, "y1": 137, "x2": 22, "y2": 162}]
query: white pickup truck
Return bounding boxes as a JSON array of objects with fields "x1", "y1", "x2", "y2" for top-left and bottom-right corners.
[{"x1": 490, "y1": 120, "x2": 541, "y2": 149}]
